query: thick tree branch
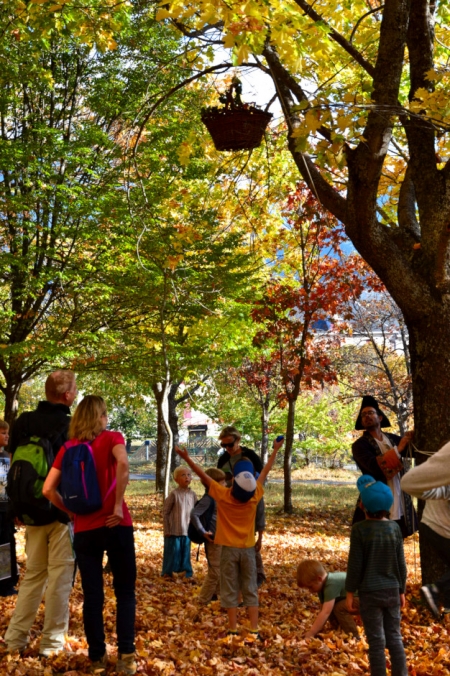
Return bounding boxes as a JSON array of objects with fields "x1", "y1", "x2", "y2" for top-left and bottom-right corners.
[
  {"x1": 403, "y1": 0, "x2": 450, "y2": 291},
  {"x1": 397, "y1": 165, "x2": 420, "y2": 240},
  {"x1": 263, "y1": 45, "x2": 347, "y2": 222},
  {"x1": 404, "y1": 0, "x2": 441, "y2": 220},
  {"x1": 262, "y1": 44, "x2": 332, "y2": 142}
]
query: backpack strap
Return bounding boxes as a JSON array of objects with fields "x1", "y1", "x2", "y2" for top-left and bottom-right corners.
[{"x1": 104, "y1": 478, "x2": 117, "y2": 501}]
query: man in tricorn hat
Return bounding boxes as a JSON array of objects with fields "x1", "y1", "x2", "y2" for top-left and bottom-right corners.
[{"x1": 351, "y1": 395, "x2": 417, "y2": 538}]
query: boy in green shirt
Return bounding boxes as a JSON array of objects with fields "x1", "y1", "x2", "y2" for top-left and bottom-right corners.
[{"x1": 297, "y1": 559, "x2": 359, "y2": 638}]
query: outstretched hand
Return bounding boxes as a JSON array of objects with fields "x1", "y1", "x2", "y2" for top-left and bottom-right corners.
[
  {"x1": 175, "y1": 445, "x2": 189, "y2": 461},
  {"x1": 272, "y1": 437, "x2": 284, "y2": 452}
]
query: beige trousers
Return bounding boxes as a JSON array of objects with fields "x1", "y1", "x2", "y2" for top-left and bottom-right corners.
[
  {"x1": 198, "y1": 541, "x2": 222, "y2": 604},
  {"x1": 5, "y1": 521, "x2": 74, "y2": 655}
]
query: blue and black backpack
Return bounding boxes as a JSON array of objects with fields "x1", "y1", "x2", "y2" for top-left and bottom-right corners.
[{"x1": 59, "y1": 442, "x2": 105, "y2": 515}]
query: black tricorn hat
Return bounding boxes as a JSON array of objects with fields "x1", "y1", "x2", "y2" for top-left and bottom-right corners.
[{"x1": 355, "y1": 395, "x2": 391, "y2": 430}]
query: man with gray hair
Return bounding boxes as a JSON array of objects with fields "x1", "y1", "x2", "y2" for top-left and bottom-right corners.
[{"x1": 5, "y1": 370, "x2": 77, "y2": 656}]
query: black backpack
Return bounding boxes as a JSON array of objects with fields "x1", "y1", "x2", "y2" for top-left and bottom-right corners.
[
  {"x1": 7, "y1": 412, "x2": 68, "y2": 525},
  {"x1": 188, "y1": 495, "x2": 216, "y2": 544}
]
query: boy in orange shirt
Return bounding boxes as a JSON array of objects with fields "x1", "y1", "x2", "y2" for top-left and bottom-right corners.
[{"x1": 176, "y1": 436, "x2": 284, "y2": 639}]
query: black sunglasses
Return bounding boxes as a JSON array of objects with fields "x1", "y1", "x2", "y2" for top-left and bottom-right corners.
[{"x1": 220, "y1": 441, "x2": 236, "y2": 448}]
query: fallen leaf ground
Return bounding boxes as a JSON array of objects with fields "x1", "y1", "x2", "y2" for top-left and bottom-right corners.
[{"x1": 0, "y1": 479, "x2": 448, "y2": 675}]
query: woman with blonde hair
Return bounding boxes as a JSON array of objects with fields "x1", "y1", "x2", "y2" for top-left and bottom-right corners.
[{"x1": 43, "y1": 395, "x2": 136, "y2": 675}]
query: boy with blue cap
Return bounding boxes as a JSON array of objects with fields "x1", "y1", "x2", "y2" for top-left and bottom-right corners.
[
  {"x1": 176, "y1": 436, "x2": 284, "y2": 639},
  {"x1": 346, "y1": 475, "x2": 407, "y2": 676}
]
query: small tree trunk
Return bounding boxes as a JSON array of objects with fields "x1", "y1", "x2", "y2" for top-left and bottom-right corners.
[
  {"x1": 260, "y1": 401, "x2": 270, "y2": 465},
  {"x1": 162, "y1": 381, "x2": 173, "y2": 501},
  {"x1": 2, "y1": 378, "x2": 21, "y2": 427},
  {"x1": 283, "y1": 397, "x2": 297, "y2": 513},
  {"x1": 152, "y1": 383, "x2": 168, "y2": 493},
  {"x1": 168, "y1": 382, "x2": 181, "y2": 474}
]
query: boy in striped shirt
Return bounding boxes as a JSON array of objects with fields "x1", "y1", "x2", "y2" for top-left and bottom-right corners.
[{"x1": 346, "y1": 475, "x2": 407, "y2": 676}]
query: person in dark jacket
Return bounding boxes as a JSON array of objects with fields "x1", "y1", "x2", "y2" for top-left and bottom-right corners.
[
  {"x1": 0, "y1": 420, "x2": 18, "y2": 596},
  {"x1": 217, "y1": 426, "x2": 266, "y2": 585},
  {"x1": 5, "y1": 370, "x2": 77, "y2": 656},
  {"x1": 351, "y1": 395, "x2": 416, "y2": 538}
]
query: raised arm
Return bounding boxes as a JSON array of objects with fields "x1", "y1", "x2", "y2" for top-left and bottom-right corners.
[
  {"x1": 175, "y1": 446, "x2": 213, "y2": 487},
  {"x1": 258, "y1": 437, "x2": 284, "y2": 484}
]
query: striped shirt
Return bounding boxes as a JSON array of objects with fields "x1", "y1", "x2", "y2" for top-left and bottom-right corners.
[
  {"x1": 346, "y1": 519, "x2": 407, "y2": 594},
  {"x1": 163, "y1": 487, "x2": 197, "y2": 536}
]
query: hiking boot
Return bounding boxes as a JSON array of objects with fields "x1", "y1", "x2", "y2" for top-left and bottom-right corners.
[
  {"x1": 90, "y1": 653, "x2": 108, "y2": 674},
  {"x1": 421, "y1": 584, "x2": 440, "y2": 619},
  {"x1": 116, "y1": 652, "x2": 137, "y2": 675}
]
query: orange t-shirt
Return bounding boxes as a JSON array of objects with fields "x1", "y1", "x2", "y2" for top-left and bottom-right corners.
[{"x1": 208, "y1": 481, "x2": 264, "y2": 548}]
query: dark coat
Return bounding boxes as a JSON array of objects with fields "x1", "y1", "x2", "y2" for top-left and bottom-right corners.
[
  {"x1": 9, "y1": 400, "x2": 71, "y2": 525},
  {"x1": 352, "y1": 431, "x2": 417, "y2": 537}
]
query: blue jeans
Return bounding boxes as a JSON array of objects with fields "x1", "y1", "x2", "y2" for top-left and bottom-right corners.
[
  {"x1": 73, "y1": 526, "x2": 136, "y2": 661},
  {"x1": 359, "y1": 589, "x2": 407, "y2": 676},
  {"x1": 161, "y1": 535, "x2": 193, "y2": 577}
]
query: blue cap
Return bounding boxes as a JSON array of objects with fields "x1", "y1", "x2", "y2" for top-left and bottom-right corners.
[
  {"x1": 231, "y1": 460, "x2": 257, "y2": 503},
  {"x1": 357, "y1": 474, "x2": 393, "y2": 513}
]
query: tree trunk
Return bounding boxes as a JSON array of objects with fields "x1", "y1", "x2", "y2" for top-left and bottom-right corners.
[
  {"x1": 2, "y1": 378, "x2": 22, "y2": 427},
  {"x1": 283, "y1": 397, "x2": 297, "y2": 513},
  {"x1": 407, "y1": 315, "x2": 450, "y2": 456},
  {"x1": 260, "y1": 401, "x2": 270, "y2": 466},
  {"x1": 168, "y1": 382, "x2": 181, "y2": 474},
  {"x1": 406, "y1": 314, "x2": 450, "y2": 583},
  {"x1": 152, "y1": 383, "x2": 169, "y2": 493}
]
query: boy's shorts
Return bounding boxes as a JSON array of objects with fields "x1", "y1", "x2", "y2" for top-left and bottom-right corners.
[{"x1": 220, "y1": 546, "x2": 258, "y2": 608}]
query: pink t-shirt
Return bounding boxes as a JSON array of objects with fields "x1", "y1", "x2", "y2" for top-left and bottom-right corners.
[{"x1": 53, "y1": 430, "x2": 132, "y2": 533}]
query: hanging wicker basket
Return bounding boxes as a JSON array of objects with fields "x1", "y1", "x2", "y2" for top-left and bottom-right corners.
[{"x1": 201, "y1": 107, "x2": 273, "y2": 152}]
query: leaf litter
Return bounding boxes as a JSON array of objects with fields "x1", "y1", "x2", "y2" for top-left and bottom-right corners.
[{"x1": 0, "y1": 489, "x2": 448, "y2": 675}]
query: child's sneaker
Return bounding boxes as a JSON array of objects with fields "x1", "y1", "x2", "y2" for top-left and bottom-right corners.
[
  {"x1": 244, "y1": 630, "x2": 261, "y2": 644},
  {"x1": 421, "y1": 584, "x2": 440, "y2": 619},
  {"x1": 116, "y1": 652, "x2": 137, "y2": 675}
]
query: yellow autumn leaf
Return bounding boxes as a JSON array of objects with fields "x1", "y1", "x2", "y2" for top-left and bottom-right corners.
[
  {"x1": 304, "y1": 110, "x2": 322, "y2": 133},
  {"x1": 223, "y1": 32, "x2": 236, "y2": 48},
  {"x1": 236, "y1": 43, "x2": 251, "y2": 64},
  {"x1": 177, "y1": 141, "x2": 193, "y2": 166},
  {"x1": 156, "y1": 8, "x2": 171, "y2": 21}
]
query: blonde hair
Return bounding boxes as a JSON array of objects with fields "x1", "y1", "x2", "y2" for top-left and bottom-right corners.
[
  {"x1": 296, "y1": 559, "x2": 326, "y2": 587},
  {"x1": 204, "y1": 467, "x2": 226, "y2": 482},
  {"x1": 45, "y1": 370, "x2": 76, "y2": 402},
  {"x1": 69, "y1": 395, "x2": 106, "y2": 441},
  {"x1": 173, "y1": 465, "x2": 191, "y2": 481},
  {"x1": 219, "y1": 425, "x2": 241, "y2": 442},
  {"x1": 0, "y1": 419, "x2": 9, "y2": 431}
]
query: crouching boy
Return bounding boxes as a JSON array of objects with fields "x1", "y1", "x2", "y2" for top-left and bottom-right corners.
[
  {"x1": 176, "y1": 436, "x2": 284, "y2": 638},
  {"x1": 297, "y1": 559, "x2": 359, "y2": 638}
]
